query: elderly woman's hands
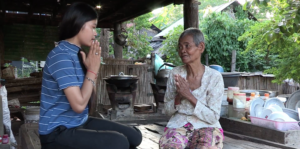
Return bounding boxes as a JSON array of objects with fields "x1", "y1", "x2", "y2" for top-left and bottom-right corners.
[
  {"x1": 174, "y1": 74, "x2": 192, "y2": 99},
  {"x1": 174, "y1": 74, "x2": 198, "y2": 107}
]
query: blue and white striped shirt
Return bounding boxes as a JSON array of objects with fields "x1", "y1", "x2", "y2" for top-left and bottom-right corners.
[{"x1": 39, "y1": 40, "x2": 88, "y2": 135}]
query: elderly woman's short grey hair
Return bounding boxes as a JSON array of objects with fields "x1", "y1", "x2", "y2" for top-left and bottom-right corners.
[{"x1": 178, "y1": 28, "x2": 205, "y2": 46}]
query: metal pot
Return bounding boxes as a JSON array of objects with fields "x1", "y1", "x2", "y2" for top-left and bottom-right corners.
[
  {"x1": 104, "y1": 72, "x2": 138, "y2": 88},
  {"x1": 108, "y1": 72, "x2": 137, "y2": 80},
  {"x1": 154, "y1": 63, "x2": 176, "y2": 86}
]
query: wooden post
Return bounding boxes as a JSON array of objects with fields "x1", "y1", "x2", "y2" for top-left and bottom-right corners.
[
  {"x1": 183, "y1": 0, "x2": 200, "y2": 29},
  {"x1": 151, "y1": 53, "x2": 156, "y2": 83},
  {"x1": 231, "y1": 50, "x2": 236, "y2": 72},
  {"x1": 205, "y1": 54, "x2": 208, "y2": 66},
  {"x1": 100, "y1": 28, "x2": 110, "y2": 58},
  {"x1": 0, "y1": 95, "x2": 3, "y2": 136},
  {"x1": 113, "y1": 23, "x2": 123, "y2": 59}
]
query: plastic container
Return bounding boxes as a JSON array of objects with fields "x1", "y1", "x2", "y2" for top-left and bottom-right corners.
[
  {"x1": 233, "y1": 93, "x2": 246, "y2": 108},
  {"x1": 250, "y1": 92, "x2": 255, "y2": 100},
  {"x1": 232, "y1": 108, "x2": 245, "y2": 119},
  {"x1": 222, "y1": 73, "x2": 240, "y2": 88},
  {"x1": 250, "y1": 116, "x2": 300, "y2": 131},
  {"x1": 255, "y1": 92, "x2": 260, "y2": 98},
  {"x1": 24, "y1": 107, "x2": 40, "y2": 123},
  {"x1": 227, "y1": 87, "x2": 239, "y2": 104},
  {"x1": 2, "y1": 134, "x2": 9, "y2": 144},
  {"x1": 209, "y1": 65, "x2": 224, "y2": 72},
  {"x1": 264, "y1": 93, "x2": 270, "y2": 100}
]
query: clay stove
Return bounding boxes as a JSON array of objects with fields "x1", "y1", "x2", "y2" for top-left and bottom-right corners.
[
  {"x1": 150, "y1": 83, "x2": 166, "y2": 114},
  {"x1": 104, "y1": 72, "x2": 138, "y2": 120}
]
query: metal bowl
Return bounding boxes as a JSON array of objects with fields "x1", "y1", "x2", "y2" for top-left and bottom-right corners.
[{"x1": 282, "y1": 108, "x2": 299, "y2": 121}]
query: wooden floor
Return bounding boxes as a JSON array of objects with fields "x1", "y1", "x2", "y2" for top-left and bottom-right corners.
[{"x1": 18, "y1": 122, "x2": 293, "y2": 149}]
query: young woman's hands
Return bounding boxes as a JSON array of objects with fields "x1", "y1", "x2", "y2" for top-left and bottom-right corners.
[{"x1": 80, "y1": 40, "x2": 101, "y2": 73}]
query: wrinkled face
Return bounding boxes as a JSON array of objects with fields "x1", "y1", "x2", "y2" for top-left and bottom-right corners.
[
  {"x1": 77, "y1": 19, "x2": 98, "y2": 47},
  {"x1": 178, "y1": 35, "x2": 204, "y2": 64}
]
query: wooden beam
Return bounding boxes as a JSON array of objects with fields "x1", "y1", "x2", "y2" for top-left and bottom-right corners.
[
  {"x1": 97, "y1": 22, "x2": 113, "y2": 28},
  {"x1": 183, "y1": 0, "x2": 200, "y2": 29},
  {"x1": 174, "y1": 0, "x2": 185, "y2": 5},
  {"x1": 0, "y1": 0, "x2": 5, "y2": 24}
]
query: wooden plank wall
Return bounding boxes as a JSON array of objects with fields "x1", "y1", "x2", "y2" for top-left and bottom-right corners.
[
  {"x1": 6, "y1": 78, "x2": 42, "y2": 107},
  {"x1": 238, "y1": 75, "x2": 298, "y2": 94},
  {"x1": 3, "y1": 24, "x2": 58, "y2": 61},
  {"x1": 96, "y1": 59, "x2": 154, "y2": 106}
]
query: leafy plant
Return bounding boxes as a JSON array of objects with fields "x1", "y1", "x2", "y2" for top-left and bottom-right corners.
[
  {"x1": 201, "y1": 10, "x2": 256, "y2": 72},
  {"x1": 159, "y1": 6, "x2": 257, "y2": 70},
  {"x1": 160, "y1": 25, "x2": 184, "y2": 66},
  {"x1": 242, "y1": 0, "x2": 300, "y2": 83},
  {"x1": 123, "y1": 13, "x2": 153, "y2": 59}
]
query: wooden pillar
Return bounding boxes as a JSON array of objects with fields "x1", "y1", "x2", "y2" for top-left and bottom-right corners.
[
  {"x1": 113, "y1": 23, "x2": 123, "y2": 59},
  {"x1": 205, "y1": 54, "x2": 209, "y2": 66},
  {"x1": 231, "y1": 50, "x2": 236, "y2": 72},
  {"x1": 151, "y1": 53, "x2": 156, "y2": 83},
  {"x1": 183, "y1": 0, "x2": 200, "y2": 29},
  {"x1": 0, "y1": 95, "x2": 3, "y2": 136},
  {"x1": 100, "y1": 28, "x2": 110, "y2": 58}
]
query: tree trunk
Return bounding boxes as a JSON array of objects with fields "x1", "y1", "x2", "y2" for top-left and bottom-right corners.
[
  {"x1": 100, "y1": 28, "x2": 109, "y2": 58},
  {"x1": 184, "y1": 0, "x2": 200, "y2": 29}
]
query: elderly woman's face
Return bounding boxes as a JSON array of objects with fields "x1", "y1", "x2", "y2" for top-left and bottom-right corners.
[{"x1": 178, "y1": 35, "x2": 204, "y2": 64}]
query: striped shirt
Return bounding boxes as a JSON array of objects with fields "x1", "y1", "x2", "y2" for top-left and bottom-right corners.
[{"x1": 39, "y1": 40, "x2": 88, "y2": 135}]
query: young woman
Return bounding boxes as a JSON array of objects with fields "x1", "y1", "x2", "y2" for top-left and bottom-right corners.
[{"x1": 39, "y1": 2, "x2": 142, "y2": 149}]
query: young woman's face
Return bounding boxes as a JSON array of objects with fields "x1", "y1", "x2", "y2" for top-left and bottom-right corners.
[{"x1": 77, "y1": 19, "x2": 98, "y2": 47}]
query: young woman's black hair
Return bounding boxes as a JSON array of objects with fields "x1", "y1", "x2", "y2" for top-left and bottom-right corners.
[
  {"x1": 59, "y1": 2, "x2": 98, "y2": 41},
  {"x1": 59, "y1": 2, "x2": 98, "y2": 74}
]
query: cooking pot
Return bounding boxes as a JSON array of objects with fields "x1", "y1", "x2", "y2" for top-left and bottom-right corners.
[
  {"x1": 154, "y1": 63, "x2": 176, "y2": 86},
  {"x1": 108, "y1": 72, "x2": 137, "y2": 80},
  {"x1": 104, "y1": 72, "x2": 138, "y2": 88}
]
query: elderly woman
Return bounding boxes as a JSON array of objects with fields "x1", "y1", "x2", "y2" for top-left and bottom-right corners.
[{"x1": 159, "y1": 28, "x2": 224, "y2": 149}]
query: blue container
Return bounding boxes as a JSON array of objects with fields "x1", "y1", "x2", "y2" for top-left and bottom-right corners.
[{"x1": 209, "y1": 65, "x2": 224, "y2": 72}]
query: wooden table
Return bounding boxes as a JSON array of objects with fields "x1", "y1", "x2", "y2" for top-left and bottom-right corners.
[{"x1": 220, "y1": 117, "x2": 300, "y2": 148}]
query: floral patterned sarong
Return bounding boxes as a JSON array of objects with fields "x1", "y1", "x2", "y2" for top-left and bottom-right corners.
[{"x1": 159, "y1": 123, "x2": 223, "y2": 149}]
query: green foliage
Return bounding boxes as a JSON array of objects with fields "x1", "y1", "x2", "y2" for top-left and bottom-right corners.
[
  {"x1": 151, "y1": 4, "x2": 183, "y2": 29},
  {"x1": 124, "y1": 13, "x2": 153, "y2": 59},
  {"x1": 198, "y1": 0, "x2": 229, "y2": 9},
  {"x1": 159, "y1": 6, "x2": 257, "y2": 70},
  {"x1": 238, "y1": 20, "x2": 279, "y2": 71},
  {"x1": 133, "y1": 13, "x2": 153, "y2": 30},
  {"x1": 160, "y1": 25, "x2": 184, "y2": 66},
  {"x1": 235, "y1": 4, "x2": 249, "y2": 20},
  {"x1": 201, "y1": 11, "x2": 256, "y2": 72},
  {"x1": 242, "y1": 0, "x2": 300, "y2": 83}
]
